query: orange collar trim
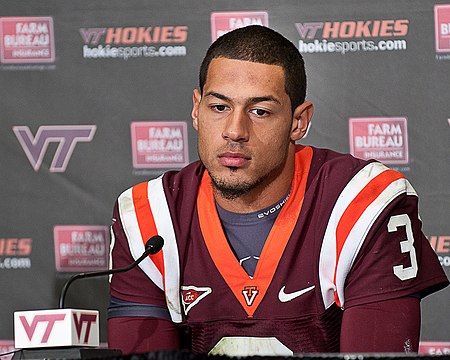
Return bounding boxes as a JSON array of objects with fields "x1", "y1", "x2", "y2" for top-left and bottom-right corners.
[{"x1": 197, "y1": 146, "x2": 313, "y2": 316}]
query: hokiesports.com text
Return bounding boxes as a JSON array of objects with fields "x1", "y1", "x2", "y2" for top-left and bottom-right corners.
[
  {"x1": 0, "y1": 257, "x2": 31, "y2": 269},
  {"x1": 83, "y1": 44, "x2": 187, "y2": 60},
  {"x1": 299, "y1": 38, "x2": 407, "y2": 54}
]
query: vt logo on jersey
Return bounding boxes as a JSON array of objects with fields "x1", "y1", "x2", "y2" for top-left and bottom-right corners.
[
  {"x1": 181, "y1": 286, "x2": 212, "y2": 315},
  {"x1": 242, "y1": 286, "x2": 259, "y2": 306}
]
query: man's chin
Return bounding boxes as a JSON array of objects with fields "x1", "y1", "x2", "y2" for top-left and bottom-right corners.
[
  {"x1": 212, "y1": 185, "x2": 248, "y2": 201},
  {"x1": 209, "y1": 174, "x2": 256, "y2": 201}
]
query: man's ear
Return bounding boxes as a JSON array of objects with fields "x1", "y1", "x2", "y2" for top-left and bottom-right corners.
[
  {"x1": 192, "y1": 89, "x2": 201, "y2": 131},
  {"x1": 291, "y1": 101, "x2": 314, "y2": 141}
]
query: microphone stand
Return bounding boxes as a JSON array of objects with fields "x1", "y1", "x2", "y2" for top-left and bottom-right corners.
[
  {"x1": 59, "y1": 234, "x2": 163, "y2": 309},
  {"x1": 59, "y1": 248, "x2": 155, "y2": 309}
]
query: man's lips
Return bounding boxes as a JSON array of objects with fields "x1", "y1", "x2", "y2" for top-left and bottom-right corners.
[{"x1": 218, "y1": 152, "x2": 251, "y2": 167}]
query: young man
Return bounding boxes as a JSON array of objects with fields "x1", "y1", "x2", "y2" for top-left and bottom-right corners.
[{"x1": 108, "y1": 25, "x2": 448, "y2": 355}]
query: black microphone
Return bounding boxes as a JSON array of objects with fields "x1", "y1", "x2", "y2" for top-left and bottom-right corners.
[{"x1": 58, "y1": 235, "x2": 164, "y2": 309}]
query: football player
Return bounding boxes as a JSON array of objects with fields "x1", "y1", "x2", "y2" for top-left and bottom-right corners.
[{"x1": 108, "y1": 25, "x2": 448, "y2": 355}]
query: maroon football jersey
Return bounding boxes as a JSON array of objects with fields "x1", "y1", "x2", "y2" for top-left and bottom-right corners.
[{"x1": 109, "y1": 145, "x2": 448, "y2": 355}]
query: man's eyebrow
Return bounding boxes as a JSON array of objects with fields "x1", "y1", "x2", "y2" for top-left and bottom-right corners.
[
  {"x1": 204, "y1": 92, "x2": 281, "y2": 105},
  {"x1": 248, "y1": 96, "x2": 281, "y2": 105},
  {"x1": 204, "y1": 91, "x2": 232, "y2": 102}
]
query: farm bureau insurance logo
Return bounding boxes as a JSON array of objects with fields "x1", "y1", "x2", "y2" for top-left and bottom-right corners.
[
  {"x1": 349, "y1": 117, "x2": 409, "y2": 165},
  {"x1": 131, "y1": 121, "x2": 189, "y2": 169},
  {"x1": 13, "y1": 125, "x2": 96, "y2": 172},
  {"x1": 0, "y1": 238, "x2": 32, "y2": 270},
  {"x1": 211, "y1": 11, "x2": 269, "y2": 42},
  {"x1": 80, "y1": 25, "x2": 188, "y2": 60},
  {"x1": 419, "y1": 341, "x2": 450, "y2": 355},
  {"x1": 0, "y1": 16, "x2": 55, "y2": 64},
  {"x1": 54, "y1": 225, "x2": 109, "y2": 272},
  {"x1": 0, "y1": 340, "x2": 16, "y2": 360},
  {"x1": 296, "y1": 18, "x2": 409, "y2": 55},
  {"x1": 434, "y1": 4, "x2": 450, "y2": 60}
]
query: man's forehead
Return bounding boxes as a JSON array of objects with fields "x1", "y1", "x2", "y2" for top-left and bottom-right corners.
[{"x1": 204, "y1": 58, "x2": 286, "y2": 91}]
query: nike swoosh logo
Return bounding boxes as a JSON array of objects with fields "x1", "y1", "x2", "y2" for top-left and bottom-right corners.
[{"x1": 278, "y1": 285, "x2": 315, "y2": 302}]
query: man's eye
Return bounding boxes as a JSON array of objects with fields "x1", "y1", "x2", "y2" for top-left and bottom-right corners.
[
  {"x1": 250, "y1": 109, "x2": 269, "y2": 116},
  {"x1": 212, "y1": 105, "x2": 228, "y2": 112}
]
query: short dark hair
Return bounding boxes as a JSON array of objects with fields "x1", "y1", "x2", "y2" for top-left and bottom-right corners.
[{"x1": 199, "y1": 25, "x2": 307, "y2": 112}]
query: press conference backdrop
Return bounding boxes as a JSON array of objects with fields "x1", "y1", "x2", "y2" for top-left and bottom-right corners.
[{"x1": 0, "y1": 0, "x2": 449, "y2": 356}]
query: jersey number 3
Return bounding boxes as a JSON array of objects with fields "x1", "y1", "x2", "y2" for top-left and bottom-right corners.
[{"x1": 388, "y1": 214, "x2": 418, "y2": 281}]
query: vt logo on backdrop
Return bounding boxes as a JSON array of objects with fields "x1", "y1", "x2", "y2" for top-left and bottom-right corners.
[{"x1": 13, "y1": 125, "x2": 96, "y2": 172}]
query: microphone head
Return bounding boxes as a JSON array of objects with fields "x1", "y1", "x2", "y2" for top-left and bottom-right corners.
[{"x1": 145, "y1": 235, "x2": 164, "y2": 255}]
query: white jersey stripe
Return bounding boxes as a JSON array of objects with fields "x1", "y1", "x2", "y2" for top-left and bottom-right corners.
[
  {"x1": 318, "y1": 162, "x2": 418, "y2": 309},
  {"x1": 108, "y1": 226, "x2": 116, "y2": 283},
  {"x1": 118, "y1": 187, "x2": 164, "y2": 290},
  {"x1": 319, "y1": 162, "x2": 388, "y2": 308},
  {"x1": 147, "y1": 176, "x2": 182, "y2": 323},
  {"x1": 334, "y1": 177, "x2": 417, "y2": 307}
]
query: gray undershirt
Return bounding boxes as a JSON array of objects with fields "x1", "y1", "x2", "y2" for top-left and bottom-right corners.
[{"x1": 216, "y1": 191, "x2": 290, "y2": 277}]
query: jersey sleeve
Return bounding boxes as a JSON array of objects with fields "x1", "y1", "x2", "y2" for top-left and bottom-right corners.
[
  {"x1": 108, "y1": 317, "x2": 179, "y2": 354},
  {"x1": 340, "y1": 296, "x2": 421, "y2": 352},
  {"x1": 343, "y1": 185, "x2": 448, "y2": 308},
  {"x1": 109, "y1": 199, "x2": 168, "y2": 311},
  {"x1": 108, "y1": 199, "x2": 180, "y2": 353}
]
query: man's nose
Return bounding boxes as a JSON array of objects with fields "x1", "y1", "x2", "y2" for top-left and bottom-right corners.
[{"x1": 222, "y1": 109, "x2": 250, "y2": 142}]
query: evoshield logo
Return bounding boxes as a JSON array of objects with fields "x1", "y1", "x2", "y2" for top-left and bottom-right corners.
[{"x1": 13, "y1": 125, "x2": 96, "y2": 172}]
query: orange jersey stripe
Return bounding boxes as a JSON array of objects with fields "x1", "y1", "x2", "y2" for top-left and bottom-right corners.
[
  {"x1": 333, "y1": 169, "x2": 404, "y2": 306},
  {"x1": 132, "y1": 182, "x2": 165, "y2": 276},
  {"x1": 197, "y1": 146, "x2": 313, "y2": 317}
]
